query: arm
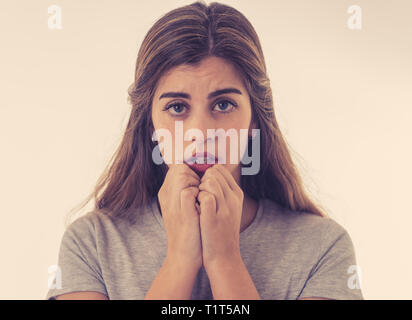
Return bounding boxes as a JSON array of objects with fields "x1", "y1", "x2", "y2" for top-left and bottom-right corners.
[
  {"x1": 205, "y1": 253, "x2": 261, "y2": 300},
  {"x1": 144, "y1": 256, "x2": 200, "y2": 300}
]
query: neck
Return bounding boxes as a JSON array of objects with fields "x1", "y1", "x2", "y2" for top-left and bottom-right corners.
[
  {"x1": 240, "y1": 193, "x2": 259, "y2": 233},
  {"x1": 233, "y1": 166, "x2": 259, "y2": 233}
]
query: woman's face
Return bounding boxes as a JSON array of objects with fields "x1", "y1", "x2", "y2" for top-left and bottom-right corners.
[{"x1": 151, "y1": 56, "x2": 254, "y2": 185}]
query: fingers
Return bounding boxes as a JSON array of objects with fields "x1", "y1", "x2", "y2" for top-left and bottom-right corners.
[
  {"x1": 199, "y1": 176, "x2": 223, "y2": 211},
  {"x1": 169, "y1": 164, "x2": 201, "y2": 191},
  {"x1": 179, "y1": 174, "x2": 200, "y2": 217},
  {"x1": 181, "y1": 163, "x2": 202, "y2": 181},
  {"x1": 201, "y1": 165, "x2": 231, "y2": 198},
  {"x1": 198, "y1": 164, "x2": 242, "y2": 213},
  {"x1": 169, "y1": 162, "x2": 201, "y2": 181},
  {"x1": 180, "y1": 186, "x2": 200, "y2": 218},
  {"x1": 182, "y1": 175, "x2": 200, "y2": 189},
  {"x1": 213, "y1": 164, "x2": 243, "y2": 196},
  {"x1": 197, "y1": 190, "x2": 216, "y2": 220}
]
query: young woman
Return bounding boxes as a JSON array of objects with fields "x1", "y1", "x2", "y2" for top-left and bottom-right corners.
[{"x1": 46, "y1": 1, "x2": 364, "y2": 300}]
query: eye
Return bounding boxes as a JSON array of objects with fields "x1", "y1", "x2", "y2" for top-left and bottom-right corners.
[
  {"x1": 163, "y1": 102, "x2": 188, "y2": 116},
  {"x1": 162, "y1": 99, "x2": 237, "y2": 117},
  {"x1": 213, "y1": 99, "x2": 237, "y2": 113}
]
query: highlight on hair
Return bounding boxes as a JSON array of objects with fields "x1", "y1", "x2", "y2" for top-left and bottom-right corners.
[{"x1": 65, "y1": 0, "x2": 327, "y2": 227}]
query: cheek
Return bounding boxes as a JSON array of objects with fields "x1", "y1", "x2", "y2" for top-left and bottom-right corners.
[
  {"x1": 152, "y1": 112, "x2": 174, "y2": 138},
  {"x1": 220, "y1": 124, "x2": 250, "y2": 160},
  {"x1": 151, "y1": 114, "x2": 176, "y2": 164}
]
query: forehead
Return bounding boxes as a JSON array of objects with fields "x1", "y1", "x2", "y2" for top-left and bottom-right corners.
[{"x1": 154, "y1": 56, "x2": 246, "y2": 96}]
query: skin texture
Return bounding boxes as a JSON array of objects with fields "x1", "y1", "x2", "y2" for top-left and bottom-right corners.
[
  {"x1": 151, "y1": 56, "x2": 254, "y2": 182},
  {"x1": 150, "y1": 56, "x2": 332, "y2": 300},
  {"x1": 55, "y1": 56, "x2": 331, "y2": 300},
  {"x1": 150, "y1": 56, "x2": 264, "y2": 299},
  {"x1": 151, "y1": 56, "x2": 259, "y2": 236},
  {"x1": 157, "y1": 163, "x2": 204, "y2": 270}
]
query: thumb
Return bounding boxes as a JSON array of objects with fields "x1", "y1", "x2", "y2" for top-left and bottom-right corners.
[
  {"x1": 181, "y1": 186, "x2": 200, "y2": 218},
  {"x1": 197, "y1": 190, "x2": 217, "y2": 225}
]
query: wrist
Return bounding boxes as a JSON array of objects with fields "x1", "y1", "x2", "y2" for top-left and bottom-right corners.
[
  {"x1": 164, "y1": 254, "x2": 202, "y2": 275},
  {"x1": 204, "y1": 251, "x2": 243, "y2": 275}
]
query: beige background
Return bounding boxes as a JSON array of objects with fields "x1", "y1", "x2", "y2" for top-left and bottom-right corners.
[{"x1": 0, "y1": 0, "x2": 411, "y2": 299}]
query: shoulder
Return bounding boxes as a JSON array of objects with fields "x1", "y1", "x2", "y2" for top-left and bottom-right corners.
[
  {"x1": 62, "y1": 200, "x2": 156, "y2": 243},
  {"x1": 258, "y1": 198, "x2": 363, "y2": 299},
  {"x1": 64, "y1": 210, "x2": 110, "y2": 236},
  {"x1": 261, "y1": 198, "x2": 351, "y2": 245},
  {"x1": 60, "y1": 211, "x2": 106, "y2": 249},
  {"x1": 61, "y1": 207, "x2": 131, "y2": 250}
]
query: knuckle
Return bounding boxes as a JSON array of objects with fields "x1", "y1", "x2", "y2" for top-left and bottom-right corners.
[
  {"x1": 206, "y1": 178, "x2": 217, "y2": 189},
  {"x1": 203, "y1": 168, "x2": 214, "y2": 178},
  {"x1": 202, "y1": 174, "x2": 214, "y2": 184},
  {"x1": 210, "y1": 166, "x2": 218, "y2": 174},
  {"x1": 204, "y1": 192, "x2": 215, "y2": 203},
  {"x1": 236, "y1": 185, "x2": 244, "y2": 198},
  {"x1": 198, "y1": 190, "x2": 207, "y2": 201},
  {"x1": 180, "y1": 187, "x2": 192, "y2": 197},
  {"x1": 190, "y1": 186, "x2": 200, "y2": 197},
  {"x1": 181, "y1": 186, "x2": 198, "y2": 198},
  {"x1": 182, "y1": 176, "x2": 197, "y2": 188},
  {"x1": 197, "y1": 190, "x2": 204, "y2": 200}
]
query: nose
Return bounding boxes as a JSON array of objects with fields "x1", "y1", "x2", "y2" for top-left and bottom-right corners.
[
  {"x1": 182, "y1": 109, "x2": 218, "y2": 156},
  {"x1": 184, "y1": 109, "x2": 217, "y2": 142}
]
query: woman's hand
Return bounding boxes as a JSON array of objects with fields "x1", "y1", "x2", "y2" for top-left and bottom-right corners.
[
  {"x1": 197, "y1": 164, "x2": 244, "y2": 269},
  {"x1": 158, "y1": 163, "x2": 203, "y2": 271}
]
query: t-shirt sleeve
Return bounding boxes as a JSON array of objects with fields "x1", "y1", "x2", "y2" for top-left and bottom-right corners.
[
  {"x1": 45, "y1": 214, "x2": 108, "y2": 300},
  {"x1": 297, "y1": 218, "x2": 364, "y2": 300}
]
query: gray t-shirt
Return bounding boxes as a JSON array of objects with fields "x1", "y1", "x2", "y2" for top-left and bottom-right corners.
[{"x1": 46, "y1": 197, "x2": 364, "y2": 300}]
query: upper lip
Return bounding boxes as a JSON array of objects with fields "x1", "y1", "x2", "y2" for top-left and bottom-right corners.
[{"x1": 185, "y1": 152, "x2": 218, "y2": 164}]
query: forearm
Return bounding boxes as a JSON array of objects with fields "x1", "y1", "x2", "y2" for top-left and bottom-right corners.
[
  {"x1": 205, "y1": 253, "x2": 261, "y2": 300},
  {"x1": 144, "y1": 257, "x2": 199, "y2": 300}
]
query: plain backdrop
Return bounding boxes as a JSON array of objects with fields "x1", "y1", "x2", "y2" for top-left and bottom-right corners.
[{"x1": 0, "y1": 0, "x2": 411, "y2": 299}]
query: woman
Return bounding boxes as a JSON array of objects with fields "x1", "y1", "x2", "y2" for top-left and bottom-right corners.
[{"x1": 46, "y1": 1, "x2": 364, "y2": 300}]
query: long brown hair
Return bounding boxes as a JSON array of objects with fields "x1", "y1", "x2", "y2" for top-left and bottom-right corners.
[{"x1": 66, "y1": 1, "x2": 327, "y2": 227}]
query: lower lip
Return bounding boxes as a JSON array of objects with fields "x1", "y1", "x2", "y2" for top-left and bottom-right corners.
[
  {"x1": 188, "y1": 163, "x2": 215, "y2": 173},
  {"x1": 186, "y1": 159, "x2": 218, "y2": 175}
]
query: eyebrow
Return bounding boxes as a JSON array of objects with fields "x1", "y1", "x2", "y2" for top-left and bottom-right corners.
[{"x1": 158, "y1": 87, "x2": 242, "y2": 100}]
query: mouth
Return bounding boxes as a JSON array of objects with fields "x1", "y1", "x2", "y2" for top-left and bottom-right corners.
[{"x1": 184, "y1": 152, "x2": 219, "y2": 175}]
